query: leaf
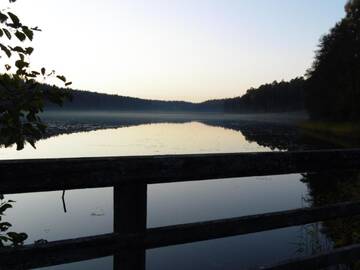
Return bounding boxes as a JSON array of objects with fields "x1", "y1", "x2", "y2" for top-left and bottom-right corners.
[
  {"x1": 6, "y1": 232, "x2": 17, "y2": 238},
  {"x1": 47, "y1": 70, "x2": 55, "y2": 76},
  {"x1": 25, "y1": 47, "x2": 34, "y2": 55},
  {"x1": 28, "y1": 139, "x2": 36, "y2": 149},
  {"x1": 31, "y1": 26, "x2": 41, "y2": 32},
  {"x1": 15, "y1": 31, "x2": 26, "y2": 42},
  {"x1": 16, "y1": 68, "x2": 26, "y2": 76},
  {"x1": 41, "y1": 67, "x2": 46, "y2": 76},
  {"x1": 0, "y1": 236, "x2": 9, "y2": 242},
  {"x1": 22, "y1": 26, "x2": 33, "y2": 41},
  {"x1": 0, "y1": 29, "x2": 3, "y2": 37},
  {"x1": 3, "y1": 28, "x2": 11, "y2": 40},
  {"x1": 0, "y1": 44, "x2": 11, "y2": 57},
  {"x1": 7, "y1": 12, "x2": 20, "y2": 27},
  {"x1": 65, "y1": 82, "x2": 72, "y2": 86},
  {"x1": 0, "y1": 222, "x2": 11, "y2": 232},
  {"x1": 0, "y1": 222, "x2": 11, "y2": 227},
  {"x1": 15, "y1": 60, "x2": 29, "y2": 69},
  {"x1": 0, "y1": 203, "x2": 12, "y2": 213},
  {"x1": 0, "y1": 12, "x2": 8, "y2": 23},
  {"x1": 11, "y1": 46, "x2": 26, "y2": 53},
  {"x1": 7, "y1": 232, "x2": 28, "y2": 243},
  {"x1": 4, "y1": 64, "x2": 11, "y2": 71},
  {"x1": 56, "y1": 75, "x2": 66, "y2": 82}
]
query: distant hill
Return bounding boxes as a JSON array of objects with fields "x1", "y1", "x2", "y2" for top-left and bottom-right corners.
[
  {"x1": 45, "y1": 77, "x2": 306, "y2": 113},
  {"x1": 46, "y1": 89, "x2": 225, "y2": 112}
]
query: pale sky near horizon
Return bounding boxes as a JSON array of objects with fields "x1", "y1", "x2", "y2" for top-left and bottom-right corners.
[{"x1": 9, "y1": 0, "x2": 346, "y2": 102}]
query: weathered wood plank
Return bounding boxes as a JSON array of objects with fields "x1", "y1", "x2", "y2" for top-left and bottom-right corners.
[
  {"x1": 144, "y1": 200, "x2": 360, "y2": 248},
  {"x1": 1, "y1": 201, "x2": 360, "y2": 269},
  {"x1": 259, "y1": 244, "x2": 360, "y2": 270},
  {"x1": 1, "y1": 149, "x2": 360, "y2": 194}
]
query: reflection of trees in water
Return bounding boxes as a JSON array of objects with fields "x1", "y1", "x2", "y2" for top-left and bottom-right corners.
[
  {"x1": 293, "y1": 222, "x2": 332, "y2": 257},
  {"x1": 204, "y1": 118, "x2": 360, "y2": 268},
  {"x1": 301, "y1": 171, "x2": 360, "y2": 269},
  {"x1": 39, "y1": 116, "x2": 344, "y2": 151},
  {"x1": 203, "y1": 120, "x2": 341, "y2": 151}
]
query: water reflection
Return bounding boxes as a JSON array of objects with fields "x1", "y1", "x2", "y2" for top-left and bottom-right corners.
[
  {"x1": 42, "y1": 112, "x2": 354, "y2": 152},
  {"x1": 205, "y1": 121, "x2": 342, "y2": 151},
  {"x1": 303, "y1": 171, "x2": 360, "y2": 249},
  {"x1": 0, "y1": 122, "x2": 274, "y2": 160},
  {"x1": 1, "y1": 115, "x2": 360, "y2": 269},
  {"x1": 40, "y1": 113, "x2": 347, "y2": 152},
  {"x1": 0, "y1": 118, "x2": 348, "y2": 160}
]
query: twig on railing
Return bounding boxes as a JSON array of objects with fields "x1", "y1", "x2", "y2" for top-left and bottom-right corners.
[{"x1": 62, "y1": 190, "x2": 67, "y2": 213}]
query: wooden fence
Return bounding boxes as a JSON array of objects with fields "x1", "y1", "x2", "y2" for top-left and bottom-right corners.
[{"x1": 1, "y1": 149, "x2": 360, "y2": 269}]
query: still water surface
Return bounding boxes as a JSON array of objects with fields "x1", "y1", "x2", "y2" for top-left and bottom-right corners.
[{"x1": 0, "y1": 120, "x2": 350, "y2": 269}]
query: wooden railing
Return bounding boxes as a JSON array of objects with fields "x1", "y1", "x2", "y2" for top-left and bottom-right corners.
[{"x1": 1, "y1": 149, "x2": 360, "y2": 269}]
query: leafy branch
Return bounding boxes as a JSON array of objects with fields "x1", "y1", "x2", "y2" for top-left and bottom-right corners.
[
  {"x1": 0, "y1": 0, "x2": 72, "y2": 150},
  {"x1": 0, "y1": 194, "x2": 28, "y2": 247}
]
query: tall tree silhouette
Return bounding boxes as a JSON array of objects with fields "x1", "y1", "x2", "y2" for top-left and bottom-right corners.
[{"x1": 306, "y1": 0, "x2": 360, "y2": 121}]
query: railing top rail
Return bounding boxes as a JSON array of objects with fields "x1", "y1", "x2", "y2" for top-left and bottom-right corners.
[
  {"x1": 2, "y1": 148, "x2": 360, "y2": 164},
  {"x1": 1, "y1": 148, "x2": 360, "y2": 194}
]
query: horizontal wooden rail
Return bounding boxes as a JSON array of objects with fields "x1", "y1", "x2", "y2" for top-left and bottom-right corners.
[
  {"x1": 260, "y1": 244, "x2": 360, "y2": 270},
  {"x1": 1, "y1": 201, "x2": 360, "y2": 269},
  {"x1": 1, "y1": 149, "x2": 360, "y2": 194}
]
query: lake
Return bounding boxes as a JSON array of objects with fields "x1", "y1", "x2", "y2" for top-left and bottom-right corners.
[{"x1": 0, "y1": 113, "x2": 358, "y2": 270}]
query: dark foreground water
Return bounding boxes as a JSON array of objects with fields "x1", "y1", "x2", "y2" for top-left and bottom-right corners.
[{"x1": 0, "y1": 113, "x2": 358, "y2": 270}]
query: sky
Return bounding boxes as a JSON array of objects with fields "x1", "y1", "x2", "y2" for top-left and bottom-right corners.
[{"x1": 8, "y1": 0, "x2": 347, "y2": 102}]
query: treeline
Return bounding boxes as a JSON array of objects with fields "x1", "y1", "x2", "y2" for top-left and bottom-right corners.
[
  {"x1": 44, "y1": 78, "x2": 306, "y2": 114},
  {"x1": 223, "y1": 0, "x2": 360, "y2": 119},
  {"x1": 45, "y1": 86, "x2": 225, "y2": 112},
  {"x1": 305, "y1": 0, "x2": 360, "y2": 121},
  {"x1": 224, "y1": 78, "x2": 306, "y2": 113}
]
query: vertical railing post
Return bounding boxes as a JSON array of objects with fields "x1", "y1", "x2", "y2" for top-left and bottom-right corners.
[{"x1": 113, "y1": 183, "x2": 147, "y2": 270}]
